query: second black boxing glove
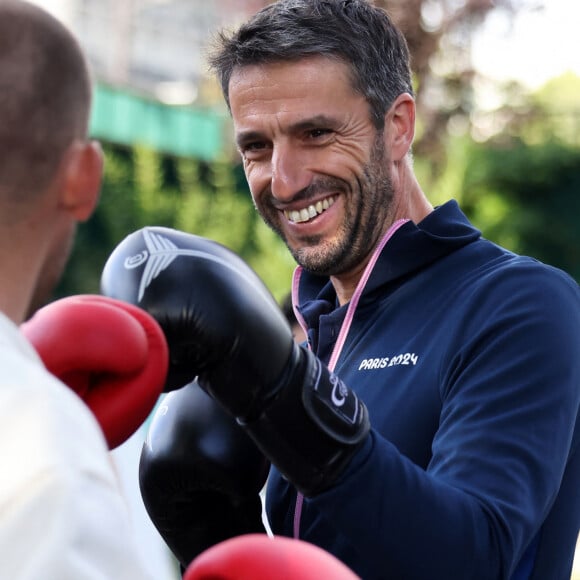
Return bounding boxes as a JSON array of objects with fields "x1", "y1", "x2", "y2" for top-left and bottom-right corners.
[
  {"x1": 101, "y1": 226, "x2": 369, "y2": 496},
  {"x1": 139, "y1": 380, "x2": 270, "y2": 569}
]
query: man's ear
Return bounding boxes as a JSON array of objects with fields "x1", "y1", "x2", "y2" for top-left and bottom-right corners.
[
  {"x1": 60, "y1": 139, "x2": 103, "y2": 222},
  {"x1": 384, "y1": 93, "x2": 415, "y2": 162}
]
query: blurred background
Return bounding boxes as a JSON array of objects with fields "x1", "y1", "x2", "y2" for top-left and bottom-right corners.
[
  {"x1": 29, "y1": 1, "x2": 580, "y2": 578},
  {"x1": 32, "y1": 0, "x2": 580, "y2": 304}
]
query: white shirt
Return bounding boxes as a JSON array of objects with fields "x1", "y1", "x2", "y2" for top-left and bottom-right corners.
[{"x1": 0, "y1": 311, "x2": 154, "y2": 580}]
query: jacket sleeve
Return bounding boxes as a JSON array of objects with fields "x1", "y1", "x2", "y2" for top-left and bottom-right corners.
[{"x1": 310, "y1": 266, "x2": 580, "y2": 579}]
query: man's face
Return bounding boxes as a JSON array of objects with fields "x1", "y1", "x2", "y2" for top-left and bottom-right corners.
[{"x1": 229, "y1": 56, "x2": 395, "y2": 277}]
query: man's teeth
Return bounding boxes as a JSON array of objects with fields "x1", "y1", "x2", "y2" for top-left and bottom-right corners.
[{"x1": 284, "y1": 196, "x2": 335, "y2": 224}]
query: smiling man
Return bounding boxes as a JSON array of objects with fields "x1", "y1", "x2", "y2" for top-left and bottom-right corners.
[
  {"x1": 117, "y1": 1, "x2": 580, "y2": 579},
  {"x1": 229, "y1": 55, "x2": 428, "y2": 303}
]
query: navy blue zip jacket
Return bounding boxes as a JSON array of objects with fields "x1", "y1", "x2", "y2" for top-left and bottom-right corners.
[{"x1": 265, "y1": 201, "x2": 580, "y2": 580}]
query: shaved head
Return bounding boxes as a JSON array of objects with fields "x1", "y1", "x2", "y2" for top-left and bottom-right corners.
[{"x1": 0, "y1": 0, "x2": 92, "y2": 211}]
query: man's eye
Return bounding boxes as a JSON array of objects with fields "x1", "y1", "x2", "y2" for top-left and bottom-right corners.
[
  {"x1": 244, "y1": 142, "x2": 266, "y2": 152},
  {"x1": 240, "y1": 142, "x2": 269, "y2": 160},
  {"x1": 308, "y1": 128, "x2": 332, "y2": 139}
]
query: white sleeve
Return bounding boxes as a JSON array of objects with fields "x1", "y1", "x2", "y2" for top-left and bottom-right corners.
[
  {"x1": 0, "y1": 355, "x2": 166, "y2": 580},
  {"x1": 0, "y1": 465, "x2": 156, "y2": 580}
]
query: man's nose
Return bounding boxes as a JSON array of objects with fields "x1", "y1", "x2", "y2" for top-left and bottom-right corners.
[{"x1": 270, "y1": 145, "x2": 311, "y2": 202}]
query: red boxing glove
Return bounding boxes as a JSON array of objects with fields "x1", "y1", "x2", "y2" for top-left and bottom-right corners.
[
  {"x1": 183, "y1": 534, "x2": 360, "y2": 580},
  {"x1": 21, "y1": 295, "x2": 169, "y2": 449}
]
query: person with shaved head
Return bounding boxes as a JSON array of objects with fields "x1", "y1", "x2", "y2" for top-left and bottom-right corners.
[{"x1": 0, "y1": 2, "x2": 158, "y2": 578}]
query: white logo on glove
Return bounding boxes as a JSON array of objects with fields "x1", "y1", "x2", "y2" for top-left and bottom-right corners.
[
  {"x1": 330, "y1": 374, "x2": 348, "y2": 407},
  {"x1": 125, "y1": 251, "x2": 149, "y2": 268},
  {"x1": 124, "y1": 230, "x2": 183, "y2": 301},
  {"x1": 123, "y1": 229, "x2": 250, "y2": 303}
]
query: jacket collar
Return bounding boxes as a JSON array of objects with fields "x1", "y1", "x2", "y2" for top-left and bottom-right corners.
[{"x1": 293, "y1": 200, "x2": 481, "y2": 330}]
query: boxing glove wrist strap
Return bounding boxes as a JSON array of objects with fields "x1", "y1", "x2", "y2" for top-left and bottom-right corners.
[{"x1": 239, "y1": 345, "x2": 370, "y2": 497}]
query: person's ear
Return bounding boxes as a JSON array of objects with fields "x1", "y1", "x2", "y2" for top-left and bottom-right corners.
[
  {"x1": 384, "y1": 93, "x2": 415, "y2": 162},
  {"x1": 60, "y1": 139, "x2": 103, "y2": 222}
]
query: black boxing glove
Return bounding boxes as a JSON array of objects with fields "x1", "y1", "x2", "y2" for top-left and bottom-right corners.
[
  {"x1": 139, "y1": 380, "x2": 270, "y2": 569},
  {"x1": 101, "y1": 226, "x2": 370, "y2": 496}
]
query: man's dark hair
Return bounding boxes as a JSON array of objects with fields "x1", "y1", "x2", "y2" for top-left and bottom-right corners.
[{"x1": 208, "y1": 0, "x2": 414, "y2": 129}]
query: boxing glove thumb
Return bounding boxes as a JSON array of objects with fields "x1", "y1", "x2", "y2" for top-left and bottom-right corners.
[
  {"x1": 21, "y1": 294, "x2": 169, "y2": 449},
  {"x1": 183, "y1": 534, "x2": 360, "y2": 580}
]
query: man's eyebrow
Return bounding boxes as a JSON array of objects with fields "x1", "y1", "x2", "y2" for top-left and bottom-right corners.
[
  {"x1": 235, "y1": 115, "x2": 339, "y2": 148},
  {"x1": 288, "y1": 115, "x2": 339, "y2": 131}
]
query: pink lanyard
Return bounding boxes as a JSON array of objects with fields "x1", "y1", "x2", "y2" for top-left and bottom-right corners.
[{"x1": 292, "y1": 219, "x2": 409, "y2": 538}]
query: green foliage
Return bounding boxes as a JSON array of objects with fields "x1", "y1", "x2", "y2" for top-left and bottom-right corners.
[
  {"x1": 55, "y1": 142, "x2": 296, "y2": 302},
  {"x1": 421, "y1": 73, "x2": 580, "y2": 284},
  {"x1": 533, "y1": 72, "x2": 580, "y2": 147},
  {"x1": 461, "y1": 139, "x2": 580, "y2": 281}
]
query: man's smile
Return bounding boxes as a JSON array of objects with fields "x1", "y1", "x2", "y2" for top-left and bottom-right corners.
[{"x1": 283, "y1": 195, "x2": 336, "y2": 224}]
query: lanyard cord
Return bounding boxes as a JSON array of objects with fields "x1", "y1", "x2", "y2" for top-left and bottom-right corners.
[{"x1": 292, "y1": 219, "x2": 409, "y2": 538}]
